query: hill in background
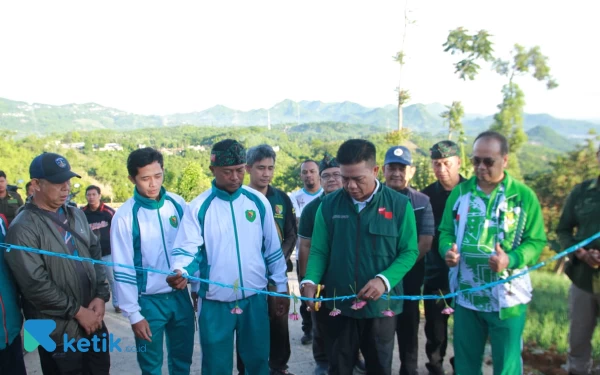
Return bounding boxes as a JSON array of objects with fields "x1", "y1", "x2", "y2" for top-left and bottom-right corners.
[{"x1": 1, "y1": 97, "x2": 598, "y2": 139}]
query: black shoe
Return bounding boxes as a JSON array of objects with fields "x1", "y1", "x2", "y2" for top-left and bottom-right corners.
[
  {"x1": 300, "y1": 332, "x2": 312, "y2": 345},
  {"x1": 425, "y1": 363, "x2": 445, "y2": 375},
  {"x1": 115, "y1": 307, "x2": 122, "y2": 314},
  {"x1": 270, "y1": 369, "x2": 295, "y2": 375}
]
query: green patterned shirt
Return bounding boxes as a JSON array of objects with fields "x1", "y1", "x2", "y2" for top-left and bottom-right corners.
[{"x1": 456, "y1": 185, "x2": 505, "y2": 312}]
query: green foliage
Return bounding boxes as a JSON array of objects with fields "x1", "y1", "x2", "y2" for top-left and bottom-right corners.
[
  {"x1": 440, "y1": 101, "x2": 465, "y2": 141},
  {"x1": 444, "y1": 28, "x2": 558, "y2": 164},
  {"x1": 525, "y1": 133, "x2": 599, "y2": 265},
  {"x1": 443, "y1": 27, "x2": 494, "y2": 80},
  {"x1": 175, "y1": 162, "x2": 211, "y2": 201},
  {"x1": 524, "y1": 272, "x2": 600, "y2": 356}
]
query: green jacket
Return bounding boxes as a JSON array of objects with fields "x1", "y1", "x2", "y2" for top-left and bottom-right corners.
[
  {"x1": 304, "y1": 182, "x2": 419, "y2": 318},
  {"x1": 556, "y1": 177, "x2": 600, "y2": 293},
  {"x1": 438, "y1": 172, "x2": 546, "y2": 318},
  {"x1": 4, "y1": 202, "x2": 109, "y2": 344},
  {"x1": 0, "y1": 190, "x2": 23, "y2": 225}
]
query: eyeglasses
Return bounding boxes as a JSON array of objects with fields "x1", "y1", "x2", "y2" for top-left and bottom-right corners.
[
  {"x1": 321, "y1": 173, "x2": 342, "y2": 180},
  {"x1": 470, "y1": 157, "x2": 496, "y2": 167}
]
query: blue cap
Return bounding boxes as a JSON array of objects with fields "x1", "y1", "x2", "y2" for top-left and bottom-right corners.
[
  {"x1": 384, "y1": 146, "x2": 412, "y2": 166},
  {"x1": 30, "y1": 153, "x2": 81, "y2": 184}
]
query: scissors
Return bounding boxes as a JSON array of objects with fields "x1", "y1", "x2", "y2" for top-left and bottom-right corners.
[{"x1": 314, "y1": 284, "x2": 323, "y2": 311}]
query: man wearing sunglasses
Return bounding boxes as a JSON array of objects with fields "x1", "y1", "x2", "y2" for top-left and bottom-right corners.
[
  {"x1": 438, "y1": 131, "x2": 546, "y2": 374},
  {"x1": 556, "y1": 144, "x2": 600, "y2": 375}
]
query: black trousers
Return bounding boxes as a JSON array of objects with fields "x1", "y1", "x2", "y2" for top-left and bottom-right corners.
[
  {"x1": 324, "y1": 310, "x2": 396, "y2": 375},
  {"x1": 423, "y1": 284, "x2": 453, "y2": 374},
  {"x1": 396, "y1": 260, "x2": 424, "y2": 375},
  {"x1": 297, "y1": 260, "x2": 312, "y2": 335},
  {"x1": 237, "y1": 300, "x2": 291, "y2": 373},
  {"x1": 38, "y1": 323, "x2": 110, "y2": 375},
  {"x1": 0, "y1": 334, "x2": 27, "y2": 375},
  {"x1": 312, "y1": 307, "x2": 330, "y2": 365}
]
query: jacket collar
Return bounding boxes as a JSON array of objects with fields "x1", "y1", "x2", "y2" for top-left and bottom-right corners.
[
  {"x1": 464, "y1": 171, "x2": 517, "y2": 196},
  {"x1": 211, "y1": 179, "x2": 243, "y2": 201},
  {"x1": 133, "y1": 186, "x2": 166, "y2": 210}
]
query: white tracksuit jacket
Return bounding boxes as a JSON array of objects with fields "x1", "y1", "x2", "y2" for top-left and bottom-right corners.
[
  {"x1": 111, "y1": 188, "x2": 186, "y2": 324},
  {"x1": 171, "y1": 183, "x2": 288, "y2": 302}
]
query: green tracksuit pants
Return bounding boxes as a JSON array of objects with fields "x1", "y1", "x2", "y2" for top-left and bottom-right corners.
[
  {"x1": 135, "y1": 289, "x2": 195, "y2": 375},
  {"x1": 199, "y1": 293, "x2": 270, "y2": 375},
  {"x1": 454, "y1": 304, "x2": 526, "y2": 375}
]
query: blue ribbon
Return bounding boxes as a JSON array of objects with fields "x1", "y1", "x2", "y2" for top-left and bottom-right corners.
[{"x1": 2, "y1": 231, "x2": 599, "y2": 302}]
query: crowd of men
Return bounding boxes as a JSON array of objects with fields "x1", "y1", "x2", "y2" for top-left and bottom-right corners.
[{"x1": 0, "y1": 130, "x2": 598, "y2": 375}]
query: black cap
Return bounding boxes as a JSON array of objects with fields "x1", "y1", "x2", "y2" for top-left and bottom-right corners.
[{"x1": 29, "y1": 153, "x2": 81, "y2": 184}]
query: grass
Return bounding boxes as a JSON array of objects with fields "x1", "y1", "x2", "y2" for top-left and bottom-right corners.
[{"x1": 525, "y1": 272, "x2": 600, "y2": 357}]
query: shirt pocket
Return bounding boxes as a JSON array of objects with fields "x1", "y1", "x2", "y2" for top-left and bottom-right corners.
[{"x1": 368, "y1": 220, "x2": 399, "y2": 259}]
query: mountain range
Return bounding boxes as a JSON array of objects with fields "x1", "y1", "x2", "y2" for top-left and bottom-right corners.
[{"x1": 0, "y1": 97, "x2": 598, "y2": 138}]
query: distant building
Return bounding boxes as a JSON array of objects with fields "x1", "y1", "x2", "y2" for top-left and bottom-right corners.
[
  {"x1": 61, "y1": 142, "x2": 85, "y2": 150},
  {"x1": 97, "y1": 143, "x2": 123, "y2": 152}
]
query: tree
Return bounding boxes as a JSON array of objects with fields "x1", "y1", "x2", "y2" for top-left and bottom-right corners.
[
  {"x1": 443, "y1": 28, "x2": 558, "y2": 176},
  {"x1": 393, "y1": 0, "x2": 413, "y2": 133},
  {"x1": 440, "y1": 101, "x2": 465, "y2": 141},
  {"x1": 526, "y1": 131, "x2": 599, "y2": 273},
  {"x1": 176, "y1": 162, "x2": 207, "y2": 202}
]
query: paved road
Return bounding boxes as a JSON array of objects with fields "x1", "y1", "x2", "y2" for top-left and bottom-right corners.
[{"x1": 23, "y1": 271, "x2": 493, "y2": 374}]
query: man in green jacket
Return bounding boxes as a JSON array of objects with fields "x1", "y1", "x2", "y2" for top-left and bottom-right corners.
[
  {"x1": 5, "y1": 152, "x2": 110, "y2": 374},
  {"x1": 438, "y1": 131, "x2": 546, "y2": 375},
  {"x1": 555, "y1": 143, "x2": 600, "y2": 375},
  {"x1": 301, "y1": 139, "x2": 419, "y2": 375}
]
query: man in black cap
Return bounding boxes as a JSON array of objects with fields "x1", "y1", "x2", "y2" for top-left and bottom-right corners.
[
  {"x1": 5, "y1": 152, "x2": 110, "y2": 374},
  {"x1": 421, "y1": 140, "x2": 465, "y2": 374},
  {"x1": 383, "y1": 145, "x2": 435, "y2": 375},
  {"x1": 167, "y1": 139, "x2": 290, "y2": 375}
]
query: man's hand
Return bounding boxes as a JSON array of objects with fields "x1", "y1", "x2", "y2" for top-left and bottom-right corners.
[
  {"x1": 357, "y1": 277, "x2": 386, "y2": 301},
  {"x1": 191, "y1": 291, "x2": 198, "y2": 312},
  {"x1": 489, "y1": 243, "x2": 510, "y2": 273},
  {"x1": 575, "y1": 248, "x2": 600, "y2": 269},
  {"x1": 301, "y1": 283, "x2": 317, "y2": 311},
  {"x1": 74, "y1": 307, "x2": 103, "y2": 335},
  {"x1": 131, "y1": 319, "x2": 153, "y2": 342},
  {"x1": 88, "y1": 298, "x2": 106, "y2": 320},
  {"x1": 166, "y1": 269, "x2": 188, "y2": 290},
  {"x1": 273, "y1": 295, "x2": 291, "y2": 317},
  {"x1": 445, "y1": 244, "x2": 460, "y2": 267}
]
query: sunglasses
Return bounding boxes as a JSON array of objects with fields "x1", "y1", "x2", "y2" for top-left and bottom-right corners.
[{"x1": 470, "y1": 157, "x2": 496, "y2": 167}]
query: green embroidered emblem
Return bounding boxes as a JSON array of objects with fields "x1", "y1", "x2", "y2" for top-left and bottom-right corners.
[
  {"x1": 169, "y1": 215, "x2": 178, "y2": 228},
  {"x1": 245, "y1": 210, "x2": 256, "y2": 222}
]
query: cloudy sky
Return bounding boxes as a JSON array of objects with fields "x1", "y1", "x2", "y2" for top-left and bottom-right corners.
[{"x1": 0, "y1": 0, "x2": 598, "y2": 119}]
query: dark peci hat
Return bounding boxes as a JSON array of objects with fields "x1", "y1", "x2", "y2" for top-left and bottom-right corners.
[
  {"x1": 430, "y1": 140, "x2": 460, "y2": 160},
  {"x1": 319, "y1": 153, "x2": 340, "y2": 174},
  {"x1": 29, "y1": 153, "x2": 81, "y2": 184},
  {"x1": 210, "y1": 139, "x2": 246, "y2": 167}
]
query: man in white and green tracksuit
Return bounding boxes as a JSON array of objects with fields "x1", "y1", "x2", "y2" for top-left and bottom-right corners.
[
  {"x1": 111, "y1": 147, "x2": 194, "y2": 375},
  {"x1": 439, "y1": 132, "x2": 546, "y2": 375},
  {"x1": 167, "y1": 139, "x2": 290, "y2": 375}
]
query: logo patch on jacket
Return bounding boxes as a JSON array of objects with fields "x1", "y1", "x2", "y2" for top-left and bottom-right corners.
[
  {"x1": 275, "y1": 205, "x2": 283, "y2": 215},
  {"x1": 169, "y1": 215, "x2": 178, "y2": 228},
  {"x1": 245, "y1": 210, "x2": 256, "y2": 222}
]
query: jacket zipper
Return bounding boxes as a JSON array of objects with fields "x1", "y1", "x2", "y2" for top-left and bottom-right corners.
[
  {"x1": 230, "y1": 201, "x2": 245, "y2": 299},
  {"x1": 0, "y1": 294, "x2": 8, "y2": 345},
  {"x1": 354, "y1": 211, "x2": 361, "y2": 292},
  {"x1": 156, "y1": 208, "x2": 171, "y2": 269}
]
